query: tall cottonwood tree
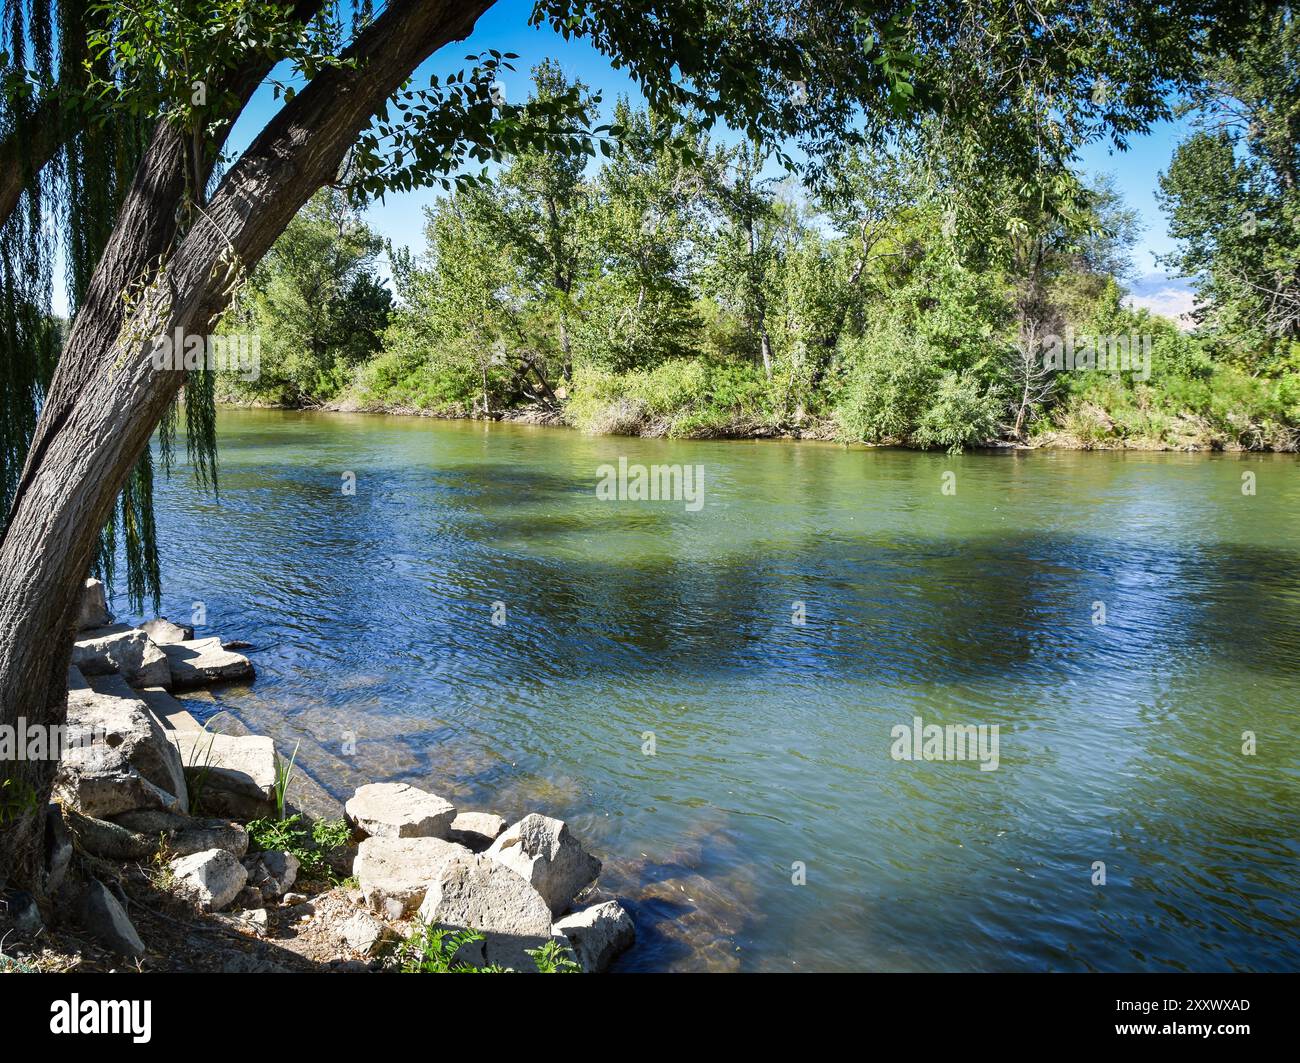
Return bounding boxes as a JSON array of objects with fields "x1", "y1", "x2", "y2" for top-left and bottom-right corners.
[{"x1": 0, "y1": 0, "x2": 1248, "y2": 899}]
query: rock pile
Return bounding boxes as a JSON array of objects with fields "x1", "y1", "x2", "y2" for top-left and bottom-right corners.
[
  {"x1": 347, "y1": 785, "x2": 634, "y2": 971},
  {"x1": 43, "y1": 579, "x2": 635, "y2": 972},
  {"x1": 70, "y1": 578, "x2": 254, "y2": 693}
]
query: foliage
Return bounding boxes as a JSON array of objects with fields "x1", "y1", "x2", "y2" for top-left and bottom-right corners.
[
  {"x1": 249, "y1": 56, "x2": 1299, "y2": 454},
  {"x1": 244, "y1": 813, "x2": 350, "y2": 881},
  {"x1": 0, "y1": 779, "x2": 40, "y2": 825},
  {"x1": 220, "y1": 190, "x2": 391, "y2": 406},
  {"x1": 397, "y1": 922, "x2": 580, "y2": 974},
  {"x1": 1158, "y1": 5, "x2": 1300, "y2": 348}
]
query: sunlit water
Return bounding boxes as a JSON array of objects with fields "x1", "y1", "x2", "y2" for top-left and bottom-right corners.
[{"x1": 123, "y1": 408, "x2": 1300, "y2": 971}]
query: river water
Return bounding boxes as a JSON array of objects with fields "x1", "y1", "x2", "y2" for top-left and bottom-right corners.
[{"x1": 128, "y1": 408, "x2": 1300, "y2": 971}]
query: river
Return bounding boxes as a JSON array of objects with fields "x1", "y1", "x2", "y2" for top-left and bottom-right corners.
[{"x1": 125, "y1": 407, "x2": 1300, "y2": 971}]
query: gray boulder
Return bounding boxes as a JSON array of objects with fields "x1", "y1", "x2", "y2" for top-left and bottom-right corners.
[
  {"x1": 76, "y1": 578, "x2": 113, "y2": 631},
  {"x1": 244, "y1": 850, "x2": 300, "y2": 901},
  {"x1": 140, "y1": 617, "x2": 194, "y2": 645},
  {"x1": 170, "y1": 730, "x2": 276, "y2": 819},
  {"x1": 56, "y1": 673, "x2": 188, "y2": 818},
  {"x1": 82, "y1": 879, "x2": 145, "y2": 958},
  {"x1": 345, "y1": 782, "x2": 455, "y2": 839},
  {"x1": 449, "y1": 811, "x2": 508, "y2": 851},
  {"x1": 170, "y1": 848, "x2": 247, "y2": 912},
  {"x1": 72, "y1": 625, "x2": 171, "y2": 689},
  {"x1": 486, "y1": 813, "x2": 601, "y2": 917},
  {"x1": 416, "y1": 850, "x2": 555, "y2": 971},
  {"x1": 110, "y1": 809, "x2": 248, "y2": 859},
  {"x1": 552, "y1": 900, "x2": 636, "y2": 972},
  {"x1": 353, "y1": 835, "x2": 466, "y2": 918},
  {"x1": 136, "y1": 686, "x2": 202, "y2": 732},
  {"x1": 340, "y1": 911, "x2": 391, "y2": 956},
  {"x1": 162, "y1": 638, "x2": 254, "y2": 689}
]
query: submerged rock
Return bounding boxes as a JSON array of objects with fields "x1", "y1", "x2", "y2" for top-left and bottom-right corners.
[
  {"x1": 486, "y1": 813, "x2": 601, "y2": 917},
  {"x1": 56, "y1": 673, "x2": 188, "y2": 818},
  {"x1": 345, "y1": 782, "x2": 455, "y2": 840},
  {"x1": 553, "y1": 901, "x2": 636, "y2": 972}
]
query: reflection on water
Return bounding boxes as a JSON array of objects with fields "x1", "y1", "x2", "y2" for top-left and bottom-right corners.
[{"x1": 124, "y1": 409, "x2": 1300, "y2": 971}]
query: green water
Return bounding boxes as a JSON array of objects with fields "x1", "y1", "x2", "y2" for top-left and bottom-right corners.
[{"x1": 140, "y1": 408, "x2": 1300, "y2": 971}]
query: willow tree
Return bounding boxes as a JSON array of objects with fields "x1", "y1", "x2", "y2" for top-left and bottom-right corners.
[
  {"x1": 0, "y1": 0, "x2": 164, "y2": 609},
  {"x1": 0, "y1": 0, "x2": 1246, "y2": 899}
]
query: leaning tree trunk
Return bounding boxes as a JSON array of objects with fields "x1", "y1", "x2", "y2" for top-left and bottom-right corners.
[{"x1": 0, "y1": 0, "x2": 495, "y2": 895}]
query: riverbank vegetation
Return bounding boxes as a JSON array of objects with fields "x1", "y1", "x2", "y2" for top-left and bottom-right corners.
[{"x1": 219, "y1": 15, "x2": 1300, "y2": 453}]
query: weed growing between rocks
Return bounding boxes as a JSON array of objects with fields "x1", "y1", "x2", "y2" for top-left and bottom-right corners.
[
  {"x1": 245, "y1": 815, "x2": 351, "y2": 883},
  {"x1": 395, "y1": 922, "x2": 580, "y2": 974}
]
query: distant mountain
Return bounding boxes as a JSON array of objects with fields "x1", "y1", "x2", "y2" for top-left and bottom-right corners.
[{"x1": 1123, "y1": 272, "x2": 1197, "y2": 328}]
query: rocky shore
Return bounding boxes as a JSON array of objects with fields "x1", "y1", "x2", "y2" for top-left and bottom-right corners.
[{"x1": 1, "y1": 578, "x2": 634, "y2": 974}]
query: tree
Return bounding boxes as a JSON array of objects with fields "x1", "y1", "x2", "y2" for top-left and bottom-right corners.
[
  {"x1": 576, "y1": 101, "x2": 710, "y2": 372},
  {"x1": 223, "y1": 188, "x2": 391, "y2": 406},
  {"x1": 1159, "y1": 6, "x2": 1300, "y2": 350},
  {"x1": 703, "y1": 140, "x2": 782, "y2": 378},
  {"x1": 480, "y1": 60, "x2": 599, "y2": 381},
  {"x1": 381, "y1": 187, "x2": 559, "y2": 416},
  {"x1": 0, "y1": 0, "x2": 1245, "y2": 899}
]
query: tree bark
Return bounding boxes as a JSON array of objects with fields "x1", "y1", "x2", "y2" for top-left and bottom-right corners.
[{"x1": 0, "y1": 0, "x2": 495, "y2": 893}]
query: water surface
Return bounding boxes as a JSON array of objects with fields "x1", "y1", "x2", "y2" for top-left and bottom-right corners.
[{"x1": 131, "y1": 409, "x2": 1300, "y2": 971}]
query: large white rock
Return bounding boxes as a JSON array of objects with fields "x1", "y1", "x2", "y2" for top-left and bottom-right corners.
[
  {"x1": 486, "y1": 814, "x2": 601, "y2": 917},
  {"x1": 353, "y1": 835, "x2": 466, "y2": 918},
  {"x1": 140, "y1": 617, "x2": 193, "y2": 645},
  {"x1": 552, "y1": 900, "x2": 636, "y2": 972},
  {"x1": 417, "y1": 850, "x2": 555, "y2": 971},
  {"x1": 72, "y1": 625, "x2": 171, "y2": 689},
  {"x1": 170, "y1": 731, "x2": 276, "y2": 819},
  {"x1": 56, "y1": 673, "x2": 188, "y2": 818},
  {"x1": 449, "y1": 811, "x2": 507, "y2": 850},
  {"x1": 170, "y1": 848, "x2": 248, "y2": 911},
  {"x1": 76, "y1": 578, "x2": 113, "y2": 632},
  {"x1": 162, "y1": 638, "x2": 254, "y2": 689},
  {"x1": 345, "y1": 782, "x2": 456, "y2": 839}
]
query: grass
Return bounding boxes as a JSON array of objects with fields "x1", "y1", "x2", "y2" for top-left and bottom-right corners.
[
  {"x1": 0, "y1": 779, "x2": 39, "y2": 825},
  {"x1": 273, "y1": 740, "x2": 301, "y2": 820}
]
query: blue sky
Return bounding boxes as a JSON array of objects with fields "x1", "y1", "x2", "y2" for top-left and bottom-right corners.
[{"x1": 55, "y1": 0, "x2": 1196, "y2": 320}]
